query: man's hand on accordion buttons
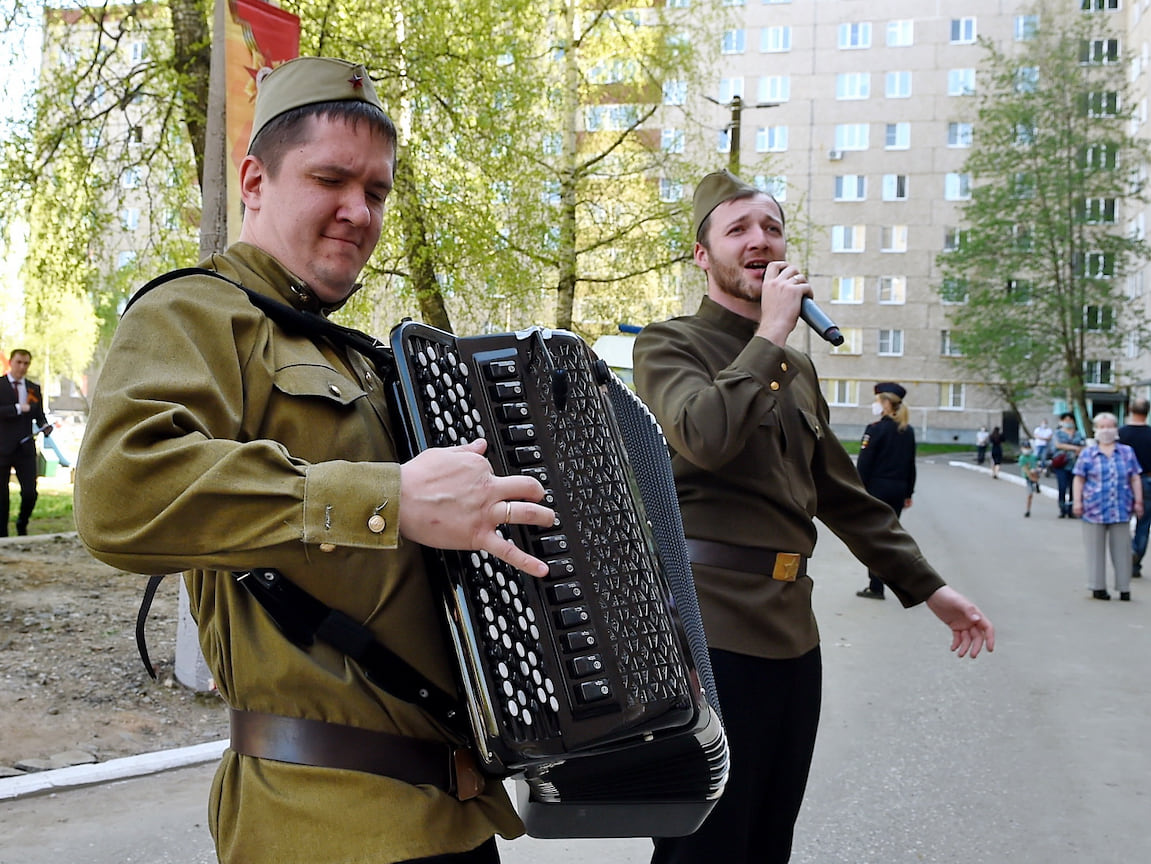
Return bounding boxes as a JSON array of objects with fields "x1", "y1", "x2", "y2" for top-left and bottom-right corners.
[{"x1": 400, "y1": 439, "x2": 555, "y2": 578}]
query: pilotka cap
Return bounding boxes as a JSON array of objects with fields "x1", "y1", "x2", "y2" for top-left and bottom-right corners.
[
  {"x1": 248, "y1": 56, "x2": 383, "y2": 151},
  {"x1": 692, "y1": 169, "x2": 761, "y2": 242}
]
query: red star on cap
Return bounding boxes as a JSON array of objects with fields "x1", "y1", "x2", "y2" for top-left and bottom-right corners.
[{"x1": 349, "y1": 73, "x2": 364, "y2": 89}]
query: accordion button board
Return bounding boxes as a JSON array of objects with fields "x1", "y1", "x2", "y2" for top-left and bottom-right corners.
[{"x1": 389, "y1": 322, "x2": 704, "y2": 773}]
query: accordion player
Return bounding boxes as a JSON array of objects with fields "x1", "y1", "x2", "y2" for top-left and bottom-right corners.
[{"x1": 388, "y1": 320, "x2": 729, "y2": 839}]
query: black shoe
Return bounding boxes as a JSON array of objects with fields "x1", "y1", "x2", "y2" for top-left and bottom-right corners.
[
  {"x1": 15, "y1": 523, "x2": 27, "y2": 536},
  {"x1": 1092, "y1": 589, "x2": 1111, "y2": 601},
  {"x1": 856, "y1": 587, "x2": 886, "y2": 600},
  {"x1": 1024, "y1": 511, "x2": 1030, "y2": 517},
  {"x1": 1120, "y1": 592, "x2": 1131, "y2": 602}
]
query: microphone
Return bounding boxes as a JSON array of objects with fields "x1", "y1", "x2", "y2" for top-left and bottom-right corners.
[{"x1": 800, "y1": 298, "x2": 844, "y2": 346}]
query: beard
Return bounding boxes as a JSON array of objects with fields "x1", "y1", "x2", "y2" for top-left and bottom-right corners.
[{"x1": 710, "y1": 254, "x2": 763, "y2": 303}]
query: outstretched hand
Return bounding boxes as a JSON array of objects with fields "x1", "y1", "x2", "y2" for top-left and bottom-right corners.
[
  {"x1": 925, "y1": 585, "x2": 995, "y2": 658},
  {"x1": 399, "y1": 439, "x2": 556, "y2": 577}
]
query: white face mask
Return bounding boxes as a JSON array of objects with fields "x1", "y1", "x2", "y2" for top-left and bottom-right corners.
[
  {"x1": 871, "y1": 401, "x2": 884, "y2": 416},
  {"x1": 1095, "y1": 427, "x2": 1118, "y2": 445}
]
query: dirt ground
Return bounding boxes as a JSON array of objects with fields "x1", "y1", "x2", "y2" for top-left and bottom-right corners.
[{"x1": 0, "y1": 534, "x2": 229, "y2": 772}]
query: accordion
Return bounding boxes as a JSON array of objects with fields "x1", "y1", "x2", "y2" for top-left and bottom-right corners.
[{"x1": 387, "y1": 321, "x2": 728, "y2": 839}]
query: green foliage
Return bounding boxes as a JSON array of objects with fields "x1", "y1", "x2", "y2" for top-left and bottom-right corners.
[{"x1": 938, "y1": 1, "x2": 1151, "y2": 429}]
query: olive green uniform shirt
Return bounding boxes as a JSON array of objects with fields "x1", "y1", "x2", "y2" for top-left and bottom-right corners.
[
  {"x1": 633, "y1": 297, "x2": 945, "y2": 660},
  {"x1": 75, "y1": 244, "x2": 523, "y2": 863}
]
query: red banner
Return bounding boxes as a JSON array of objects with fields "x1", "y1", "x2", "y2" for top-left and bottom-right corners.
[{"x1": 224, "y1": 0, "x2": 300, "y2": 242}]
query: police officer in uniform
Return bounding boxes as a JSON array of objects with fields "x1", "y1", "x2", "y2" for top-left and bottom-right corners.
[{"x1": 855, "y1": 382, "x2": 917, "y2": 600}]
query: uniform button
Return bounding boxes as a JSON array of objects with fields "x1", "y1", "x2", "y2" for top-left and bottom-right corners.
[
  {"x1": 328, "y1": 384, "x2": 342, "y2": 397},
  {"x1": 780, "y1": 361, "x2": 789, "y2": 372},
  {"x1": 368, "y1": 514, "x2": 387, "y2": 533},
  {"x1": 319, "y1": 542, "x2": 336, "y2": 553},
  {"x1": 769, "y1": 381, "x2": 780, "y2": 391}
]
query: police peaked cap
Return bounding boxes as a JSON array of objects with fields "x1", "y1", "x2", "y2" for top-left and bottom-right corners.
[{"x1": 874, "y1": 382, "x2": 907, "y2": 399}]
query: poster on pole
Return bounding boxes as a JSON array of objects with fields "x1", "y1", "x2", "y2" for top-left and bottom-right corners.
[{"x1": 224, "y1": 0, "x2": 300, "y2": 244}]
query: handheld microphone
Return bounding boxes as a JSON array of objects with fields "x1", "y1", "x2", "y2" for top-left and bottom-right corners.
[{"x1": 800, "y1": 298, "x2": 844, "y2": 346}]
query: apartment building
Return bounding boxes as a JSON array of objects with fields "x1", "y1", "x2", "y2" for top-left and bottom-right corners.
[{"x1": 698, "y1": 0, "x2": 1137, "y2": 442}]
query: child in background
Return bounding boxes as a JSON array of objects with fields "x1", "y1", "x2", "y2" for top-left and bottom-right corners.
[{"x1": 1019, "y1": 442, "x2": 1040, "y2": 517}]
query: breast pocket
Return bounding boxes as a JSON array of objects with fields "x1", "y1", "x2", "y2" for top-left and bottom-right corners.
[{"x1": 266, "y1": 364, "x2": 371, "y2": 462}]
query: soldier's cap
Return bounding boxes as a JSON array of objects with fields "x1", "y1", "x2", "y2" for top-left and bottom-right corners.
[
  {"x1": 248, "y1": 56, "x2": 383, "y2": 151},
  {"x1": 875, "y1": 382, "x2": 907, "y2": 400},
  {"x1": 692, "y1": 169, "x2": 763, "y2": 242}
]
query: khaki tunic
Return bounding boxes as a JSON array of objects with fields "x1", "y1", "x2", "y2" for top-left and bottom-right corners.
[
  {"x1": 74, "y1": 244, "x2": 523, "y2": 863},
  {"x1": 633, "y1": 297, "x2": 945, "y2": 660}
]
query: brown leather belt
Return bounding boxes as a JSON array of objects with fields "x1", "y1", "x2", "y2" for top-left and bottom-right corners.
[
  {"x1": 686, "y1": 538, "x2": 808, "y2": 582},
  {"x1": 228, "y1": 709, "x2": 485, "y2": 800}
]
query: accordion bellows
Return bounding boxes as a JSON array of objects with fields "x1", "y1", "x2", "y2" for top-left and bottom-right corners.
[{"x1": 388, "y1": 322, "x2": 729, "y2": 839}]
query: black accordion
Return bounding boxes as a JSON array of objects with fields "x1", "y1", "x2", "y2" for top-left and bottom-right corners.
[{"x1": 388, "y1": 321, "x2": 728, "y2": 839}]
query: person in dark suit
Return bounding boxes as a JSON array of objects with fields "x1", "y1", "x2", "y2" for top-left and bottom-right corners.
[
  {"x1": 855, "y1": 382, "x2": 918, "y2": 600},
  {"x1": 0, "y1": 349, "x2": 49, "y2": 535}
]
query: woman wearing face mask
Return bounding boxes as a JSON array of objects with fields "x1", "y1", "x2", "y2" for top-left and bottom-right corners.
[
  {"x1": 1072, "y1": 412, "x2": 1144, "y2": 601},
  {"x1": 854, "y1": 383, "x2": 917, "y2": 600}
]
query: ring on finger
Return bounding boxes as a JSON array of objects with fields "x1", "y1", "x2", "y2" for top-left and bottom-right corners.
[{"x1": 504, "y1": 501, "x2": 513, "y2": 524}]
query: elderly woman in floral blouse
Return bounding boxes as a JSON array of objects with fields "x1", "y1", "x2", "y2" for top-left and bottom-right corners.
[{"x1": 1073, "y1": 412, "x2": 1144, "y2": 601}]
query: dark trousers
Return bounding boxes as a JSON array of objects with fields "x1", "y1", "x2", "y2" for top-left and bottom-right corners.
[
  {"x1": 1054, "y1": 467, "x2": 1075, "y2": 517},
  {"x1": 652, "y1": 646, "x2": 822, "y2": 864},
  {"x1": 867, "y1": 495, "x2": 904, "y2": 594},
  {"x1": 0, "y1": 446, "x2": 38, "y2": 535},
  {"x1": 1133, "y1": 476, "x2": 1151, "y2": 571},
  {"x1": 401, "y1": 837, "x2": 499, "y2": 864}
]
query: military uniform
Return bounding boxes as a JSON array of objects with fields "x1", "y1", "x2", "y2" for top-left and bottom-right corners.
[
  {"x1": 75, "y1": 243, "x2": 522, "y2": 863},
  {"x1": 856, "y1": 412, "x2": 918, "y2": 596},
  {"x1": 634, "y1": 296, "x2": 944, "y2": 863}
]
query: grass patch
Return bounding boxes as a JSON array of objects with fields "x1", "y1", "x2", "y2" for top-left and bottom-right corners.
[
  {"x1": 7, "y1": 486, "x2": 75, "y2": 535},
  {"x1": 839, "y1": 440, "x2": 975, "y2": 458}
]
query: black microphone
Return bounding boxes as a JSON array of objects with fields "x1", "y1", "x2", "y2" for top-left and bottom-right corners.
[{"x1": 800, "y1": 298, "x2": 844, "y2": 346}]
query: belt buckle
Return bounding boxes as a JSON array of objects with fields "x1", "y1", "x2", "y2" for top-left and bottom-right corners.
[
  {"x1": 772, "y1": 552, "x2": 801, "y2": 582},
  {"x1": 451, "y1": 747, "x2": 486, "y2": 801}
]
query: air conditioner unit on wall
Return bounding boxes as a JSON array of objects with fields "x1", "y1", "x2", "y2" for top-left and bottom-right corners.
[{"x1": 828, "y1": 149, "x2": 843, "y2": 161}]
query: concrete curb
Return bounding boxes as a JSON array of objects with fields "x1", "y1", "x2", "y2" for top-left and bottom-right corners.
[
  {"x1": 946, "y1": 459, "x2": 1058, "y2": 499},
  {"x1": 0, "y1": 739, "x2": 228, "y2": 801}
]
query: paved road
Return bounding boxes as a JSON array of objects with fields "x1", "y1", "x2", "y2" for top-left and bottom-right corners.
[{"x1": 3, "y1": 459, "x2": 1147, "y2": 863}]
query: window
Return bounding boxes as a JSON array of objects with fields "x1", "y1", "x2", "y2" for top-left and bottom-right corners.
[
  {"x1": 948, "y1": 122, "x2": 973, "y2": 147},
  {"x1": 882, "y1": 174, "x2": 909, "y2": 200},
  {"x1": 663, "y1": 80, "x2": 688, "y2": 105},
  {"x1": 948, "y1": 69, "x2": 976, "y2": 95},
  {"x1": 879, "y1": 276, "x2": 907, "y2": 304},
  {"x1": 1085, "y1": 91, "x2": 1119, "y2": 117},
  {"x1": 1084, "y1": 305, "x2": 1115, "y2": 331},
  {"x1": 667, "y1": 0, "x2": 690, "y2": 7},
  {"x1": 945, "y1": 172, "x2": 972, "y2": 200},
  {"x1": 660, "y1": 178, "x2": 684, "y2": 202},
  {"x1": 121, "y1": 167, "x2": 141, "y2": 189},
  {"x1": 719, "y1": 77, "x2": 745, "y2": 103},
  {"x1": 722, "y1": 29, "x2": 746, "y2": 53},
  {"x1": 1014, "y1": 173, "x2": 1036, "y2": 199},
  {"x1": 117, "y1": 250, "x2": 137, "y2": 269},
  {"x1": 1078, "y1": 252, "x2": 1115, "y2": 277},
  {"x1": 1080, "y1": 197, "x2": 1117, "y2": 223},
  {"x1": 835, "y1": 123, "x2": 870, "y2": 150},
  {"x1": 1006, "y1": 278, "x2": 1033, "y2": 304},
  {"x1": 881, "y1": 225, "x2": 909, "y2": 252},
  {"x1": 832, "y1": 276, "x2": 865, "y2": 302},
  {"x1": 1084, "y1": 360, "x2": 1113, "y2": 386},
  {"x1": 717, "y1": 129, "x2": 731, "y2": 153},
  {"x1": 838, "y1": 22, "x2": 872, "y2": 49},
  {"x1": 943, "y1": 227, "x2": 966, "y2": 251},
  {"x1": 130, "y1": 40, "x2": 147, "y2": 62},
  {"x1": 832, "y1": 227, "x2": 866, "y2": 253},
  {"x1": 887, "y1": 20, "x2": 914, "y2": 47},
  {"x1": 830, "y1": 328, "x2": 863, "y2": 355},
  {"x1": 1015, "y1": 122, "x2": 1036, "y2": 145},
  {"x1": 941, "y1": 278, "x2": 969, "y2": 303},
  {"x1": 834, "y1": 175, "x2": 867, "y2": 201},
  {"x1": 754, "y1": 174, "x2": 788, "y2": 201},
  {"x1": 1082, "y1": 142, "x2": 1119, "y2": 169},
  {"x1": 941, "y1": 330, "x2": 964, "y2": 356},
  {"x1": 836, "y1": 72, "x2": 871, "y2": 100},
  {"x1": 723, "y1": 0, "x2": 744, "y2": 4},
  {"x1": 756, "y1": 125, "x2": 789, "y2": 152},
  {"x1": 543, "y1": 180, "x2": 561, "y2": 204},
  {"x1": 824, "y1": 379, "x2": 860, "y2": 407},
  {"x1": 1082, "y1": 39, "x2": 1120, "y2": 64},
  {"x1": 885, "y1": 122, "x2": 910, "y2": 149},
  {"x1": 761, "y1": 26, "x2": 792, "y2": 52},
  {"x1": 950, "y1": 17, "x2": 976, "y2": 44},
  {"x1": 885, "y1": 70, "x2": 912, "y2": 98},
  {"x1": 661, "y1": 128, "x2": 685, "y2": 153},
  {"x1": 758, "y1": 76, "x2": 791, "y2": 102},
  {"x1": 1016, "y1": 66, "x2": 1039, "y2": 93},
  {"x1": 1015, "y1": 14, "x2": 1039, "y2": 40},
  {"x1": 1081, "y1": 0, "x2": 1119, "y2": 10},
  {"x1": 940, "y1": 382, "x2": 966, "y2": 409},
  {"x1": 878, "y1": 329, "x2": 904, "y2": 356},
  {"x1": 121, "y1": 207, "x2": 140, "y2": 230},
  {"x1": 542, "y1": 133, "x2": 562, "y2": 155}
]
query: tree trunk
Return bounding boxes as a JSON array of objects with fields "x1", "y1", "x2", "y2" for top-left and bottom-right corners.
[
  {"x1": 394, "y1": 157, "x2": 452, "y2": 332},
  {"x1": 170, "y1": 0, "x2": 212, "y2": 189}
]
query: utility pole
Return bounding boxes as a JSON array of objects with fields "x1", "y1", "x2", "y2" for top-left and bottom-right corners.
[{"x1": 728, "y1": 95, "x2": 743, "y2": 174}]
